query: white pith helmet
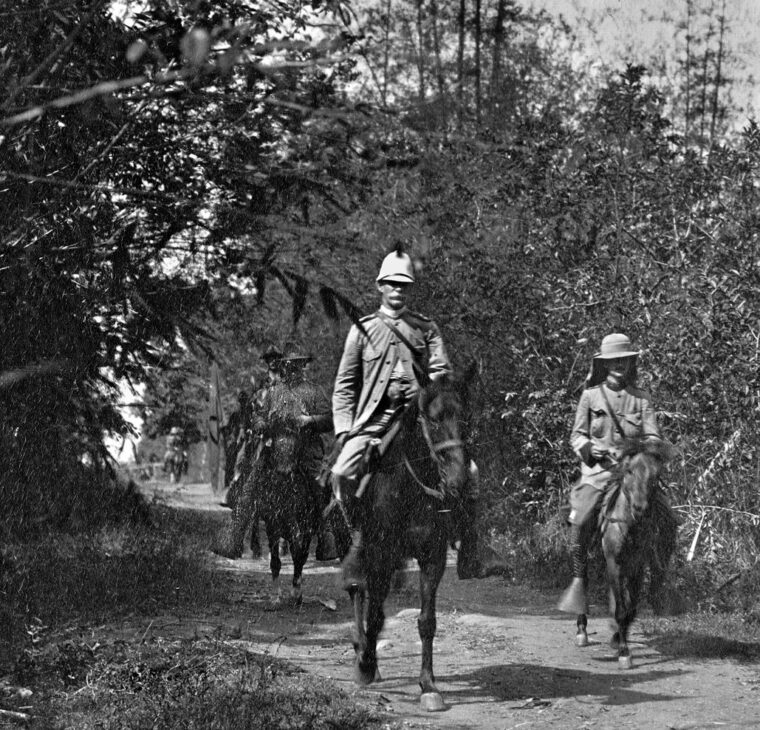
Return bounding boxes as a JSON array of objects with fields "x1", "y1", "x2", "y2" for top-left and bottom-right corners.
[{"x1": 376, "y1": 251, "x2": 415, "y2": 284}]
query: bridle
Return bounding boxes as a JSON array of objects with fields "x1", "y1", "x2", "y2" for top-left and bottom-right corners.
[{"x1": 402, "y1": 406, "x2": 465, "y2": 500}]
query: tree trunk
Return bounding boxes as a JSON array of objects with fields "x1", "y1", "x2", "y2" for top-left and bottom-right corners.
[
  {"x1": 475, "y1": 0, "x2": 482, "y2": 126},
  {"x1": 382, "y1": 0, "x2": 392, "y2": 109},
  {"x1": 685, "y1": 0, "x2": 692, "y2": 144},
  {"x1": 430, "y1": 0, "x2": 447, "y2": 130},
  {"x1": 708, "y1": 0, "x2": 726, "y2": 155},
  {"x1": 415, "y1": 0, "x2": 426, "y2": 104},
  {"x1": 457, "y1": 0, "x2": 465, "y2": 130},
  {"x1": 490, "y1": 0, "x2": 507, "y2": 116}
]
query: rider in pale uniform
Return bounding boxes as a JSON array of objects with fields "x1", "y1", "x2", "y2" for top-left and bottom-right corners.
[
  {"x1": 331, "y1": 251, "x2": 484, "y2": 587},
  {"x1": 558, "y1": 333, "x2": 673, "y2": 613}
]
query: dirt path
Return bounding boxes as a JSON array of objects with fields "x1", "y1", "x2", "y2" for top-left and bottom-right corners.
[{"x1": 138, "y1": 481, "x2": 760, "y2": 729}]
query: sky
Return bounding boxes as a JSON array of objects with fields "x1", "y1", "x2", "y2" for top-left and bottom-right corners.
[{"x1": 526, "y1": 0, "x2": 760, "y2": 125}]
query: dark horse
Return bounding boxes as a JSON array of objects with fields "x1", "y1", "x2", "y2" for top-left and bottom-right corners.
[
  {"x1": 228, "y1": 422, "x2": 347, "y2": 605},
  {"x1": 576, "y1": 438, "x2": 677, "y2": 668},
  {"x1": 347, "y1": 373, "x2": 470, "y2": 709}
]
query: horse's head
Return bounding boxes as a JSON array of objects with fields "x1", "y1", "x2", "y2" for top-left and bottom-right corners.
[
  {"x1": 417, "y1": 368, "x2": 472, "y2": 498},
  {"x1": 618, "y1": 438, "x2": 674, "y2": 519}
]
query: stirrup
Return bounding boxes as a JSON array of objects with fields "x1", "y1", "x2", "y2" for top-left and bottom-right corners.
[{"x1": 557, "y1": 577, "x2": 588, "y2": 614}]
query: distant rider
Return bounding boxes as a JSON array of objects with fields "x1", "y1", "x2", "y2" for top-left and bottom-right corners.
[{"x1": 558, "y1": 332, "x2": 675, "y2": 613}]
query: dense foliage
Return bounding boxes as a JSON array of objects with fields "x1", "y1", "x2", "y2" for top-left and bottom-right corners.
[{"x1": 2, "y1": 0, "x2": 760, "y2": 577}]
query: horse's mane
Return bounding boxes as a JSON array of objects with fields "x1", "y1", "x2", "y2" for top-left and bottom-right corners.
[{"x1": 617, "y1": 437, "x2": 675, "y2": 463}]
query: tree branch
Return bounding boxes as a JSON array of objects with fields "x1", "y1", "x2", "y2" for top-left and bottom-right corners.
[{"x1": 3, "y1": 0, "x2": 109, "y2": 111}]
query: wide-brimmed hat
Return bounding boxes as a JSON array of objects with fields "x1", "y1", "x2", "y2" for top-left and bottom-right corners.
[
  {"x1": 593, "y1": 333, "x2": 640, "y2": 360},
  {"x1": 279, "y1": 350, "x2": 312, "y2": 366},
  {"x1": 262, "y1": 346, "x2": 283, "y2": 366}
]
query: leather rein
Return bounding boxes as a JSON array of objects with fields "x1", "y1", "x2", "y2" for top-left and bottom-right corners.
[{"x1": 402, "y1": 413, "x2": 464, "y2": 501}]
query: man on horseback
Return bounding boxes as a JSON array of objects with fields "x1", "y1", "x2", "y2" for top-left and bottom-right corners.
[
  {"x1": 558, "y1": 332, "x2": 676, "y2": 613},
  {"x1": 331, "y1": 250, "x2": 485, "y2": 588},
  {"x1": 214, "y1": 347, "x2": 337, "y2": 560},
  {"x1": 163, "y1": 425, "x2": 188, "y2": 477}
]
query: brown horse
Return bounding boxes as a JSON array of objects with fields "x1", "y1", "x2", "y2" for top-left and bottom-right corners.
[
  {"x1": 576, "y1": 438, "x2": 677, "y2": 668},
  {"x1": 346, "y1": 372, "x2": 471, "y2": 710}
]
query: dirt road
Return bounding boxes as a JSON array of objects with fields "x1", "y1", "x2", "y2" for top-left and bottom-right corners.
[{"x1": 140, "y1": 481, "x2": 760, "y2": 729}]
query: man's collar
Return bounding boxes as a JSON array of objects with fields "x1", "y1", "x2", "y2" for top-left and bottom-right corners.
[{"x1": 379, "y1": 304, "x2": 406, "y2": 319}]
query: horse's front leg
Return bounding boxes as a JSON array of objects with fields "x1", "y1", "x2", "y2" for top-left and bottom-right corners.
[
  {"x1": 418, "y1": 547, "x2": 446, "y2": 708},
  {"x1": 576, "y1": 612, "x2": 589, "y2": 647},
  {"x1": 267, "y1": 520, "x2": 284, "y2": 607},
  {"x1": 288, "y1": 524, "x2": 311, "y2": 607},
  {"x1": 349, "y1": 585, "x2": 371, "y2": 685},
  {"x1": 354, "y1": 569, "x2": 390, "y2": 686},
  {"x1": 614, "y1": 567, "x2": 643, "y2": 670}
]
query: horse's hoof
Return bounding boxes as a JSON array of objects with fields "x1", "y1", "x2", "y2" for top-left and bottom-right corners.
[
  {"x1": 575, "y1": 632, "x2": 589, "y2": 648},
  {"x1": 618, "y1": 655, "x2": 633, "y2": 670},
  {"x1": 354, "y1": 664, "x2": 376, "y2": 686},
  {"x1": 420, "y1": 692, "x2": 445, "y2": 712}
]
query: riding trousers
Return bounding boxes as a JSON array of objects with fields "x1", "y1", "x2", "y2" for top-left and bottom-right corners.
[{"x1": 331, "y1": 377, "x2": 410, "y2": 482}]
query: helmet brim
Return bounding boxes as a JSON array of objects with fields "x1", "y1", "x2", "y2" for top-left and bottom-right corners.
[
  {"x1": 594, "y1": 351, "x2": 640, "y2": 360},
  {"x1": 377, "y1": 274, "x2": 415, "y2": 284}
]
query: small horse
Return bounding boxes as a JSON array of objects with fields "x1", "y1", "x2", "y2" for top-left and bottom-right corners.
[
  {"x1": 347, "y1": 372, "x2": 470, "y2": 710},
  {"x1": 576, "y1": 438, "x2": 677, "y2": 669},
  {"x1": 253, "y1": 426, "x2": 340, "y2": 605}
]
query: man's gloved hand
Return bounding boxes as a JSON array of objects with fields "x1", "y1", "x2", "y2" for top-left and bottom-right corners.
[
  {"x1": 591, "y1": 446, "x2": 608, "y2": 461},
  {"x1": 335, "y1": 432, "x2": 349, "y2": 449}
]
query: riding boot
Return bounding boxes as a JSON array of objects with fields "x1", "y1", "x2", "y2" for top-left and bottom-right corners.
[
  {"x1": 333, "y1": 475, "x2": 365, "y2": 590},
  {"x1": 557, "y1": 523, "x2": 589, "y2": 613},
  {"x1": 315, "y1": 524, "x2": 338, "y2": 561}
]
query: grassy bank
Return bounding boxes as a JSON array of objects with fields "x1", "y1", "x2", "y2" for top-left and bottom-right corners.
[
  {"x1": 0, "y1": 503, "x2": 398, "y2": 729},
  {"x1": 4, "y1": 637, "x2": 394, "y2": 729}
]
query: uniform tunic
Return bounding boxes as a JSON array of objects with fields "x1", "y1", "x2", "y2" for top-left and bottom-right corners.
[
  {"x1": 258, "y1": 379, "x2": 331, "y2": 478},
  {"x1": 331, "y1": 305, "x2": 451, "y2": 480},
  {"x1": 568, "y1": 383, "x2": 660, "y2": 525}
]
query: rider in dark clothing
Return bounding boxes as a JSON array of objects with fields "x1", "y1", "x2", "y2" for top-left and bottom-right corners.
[{"x1": 213, "y1": 348, "x2": 337, "y2": 561}]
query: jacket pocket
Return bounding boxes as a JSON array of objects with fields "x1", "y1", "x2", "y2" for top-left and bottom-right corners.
[
  {"x1": 362, "y1": 347, "x2": 381, "y2": 366},
  {"x1": 620, "y1": 412, "x2": 642, "y2": 438},
  {"x1": 590, "y1": 408, "x2": 607, "y2": 438}
]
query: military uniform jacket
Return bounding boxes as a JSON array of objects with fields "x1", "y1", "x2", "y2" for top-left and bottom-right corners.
[
  {"x1": 332, "y1": 306, "x2": 451, "y2": 436},
  {"x1": 570, "y1": 383, "x2": 660, "y2": 480}
]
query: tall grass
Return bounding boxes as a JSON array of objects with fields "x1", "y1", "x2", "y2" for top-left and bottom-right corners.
[{"x1": 0, "y1": 505, "x2": 227, "y2": 661}]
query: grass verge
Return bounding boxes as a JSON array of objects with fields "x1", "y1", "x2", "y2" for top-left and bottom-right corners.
[{"x1": 4, "y1": 636, "x2": 397, "y2": 729}]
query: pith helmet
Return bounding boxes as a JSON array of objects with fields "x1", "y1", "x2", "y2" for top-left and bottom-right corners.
[
  {"x1": 376, "y1": 251, "x2": 415, "y2": 284},
  {"x1": 593, "y1": 333, "x2": 640, "y2": 360}
]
